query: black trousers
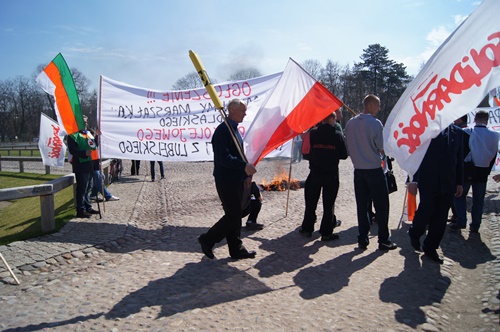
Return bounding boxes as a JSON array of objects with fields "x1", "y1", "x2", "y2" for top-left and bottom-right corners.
[
  {"x1": 205, "y1": 179, "x2": 245, "y2": 256},
  {"x1": 409, "y1": 190, "x2": 452, "y2": 250},
  {"x1": 131, "y1": 160, "x2": 141, "y2": 175},
  {"x1": 301, "y1": 171, "x2": 339, "y2": 236},
  {"x1": 242, "y1": 199, "x2": 262, "y2": 223}
]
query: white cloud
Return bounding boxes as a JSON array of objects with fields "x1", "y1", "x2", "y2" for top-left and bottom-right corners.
[{"x1": 426, "y1": 26, "x2": 451, "y2": 47}]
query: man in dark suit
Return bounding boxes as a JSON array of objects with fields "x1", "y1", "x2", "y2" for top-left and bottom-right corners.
[
  {"x1": 408, "y1": 124, "x2": 464, "y2": 264},
  {"x1": 198, "y1": 99, "x2": 257, "y2": 260}
]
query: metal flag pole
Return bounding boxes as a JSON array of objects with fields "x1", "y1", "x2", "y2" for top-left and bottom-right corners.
[{"x1": 188, "y1": 50, "x2": 248, "y2": 163}]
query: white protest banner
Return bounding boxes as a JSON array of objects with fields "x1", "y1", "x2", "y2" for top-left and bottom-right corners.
[
  {"x1": 383, "y1": 0, "x2": 500, "y2": 179},
  {"x1": 99, "y1": 73, "x2": 283, "y2": 161},
  {"x1": 38, "y1": 113, "x2": 67, "y2": 167}
]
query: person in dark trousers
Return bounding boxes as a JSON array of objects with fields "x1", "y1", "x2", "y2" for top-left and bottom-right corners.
[
  {"x1": 300, "y1": 112, "x2": 348, "y2": 241},
  {"x1": 448, "y1": 114, "x2": 469, "y2": 223},
  {"x1": 344, "y1": 94, "x2": 397, "y2": 251},
  {"x1": 242, "y1": 181, "x2": 264, "y2": 230},
  {"x1": 408, "y1": 124, "x2": 464, "y2": 264},
  {"x1": 131, "y1": 160, "x2": 141, "y2": 175},
  {"x1": 450, "y1": 110, "x2": 499, "y2": 232},
  {"x1": 150, "y1": 160, "x2": 165, "y2": 182},
  {"x1": 198, "y1": 99, "x2": 257, "y2": 260},
  {"x1": 67, "y1": 116, "x2": 100, "y2": 218}
]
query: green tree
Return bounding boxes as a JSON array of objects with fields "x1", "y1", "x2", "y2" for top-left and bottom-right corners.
[{"x1": 354, "y1": 44, "x2": 411, "y2": 122}]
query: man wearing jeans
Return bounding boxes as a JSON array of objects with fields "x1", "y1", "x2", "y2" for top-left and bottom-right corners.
[
  {"x1": 345, "y1": 94, "x2": 397, "y2": 251},
  {"x1": 451, "y1": 110, "x2": 499, "y2": 232}
]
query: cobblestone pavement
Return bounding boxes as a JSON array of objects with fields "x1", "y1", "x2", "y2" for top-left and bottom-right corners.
[{"x1": 0, "y1": 159, "x2": 498, "y2": 331}]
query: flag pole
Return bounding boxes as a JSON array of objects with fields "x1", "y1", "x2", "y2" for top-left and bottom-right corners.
[
  {"x1": 97, "y1": 75, "x2": 104, "y2": 217},
  {"x1": 285, "y1": 140, "x2": 294, "y2": 217},
  {"x1": 342, "y1": 103, "x2": 358, "y2": 116},
  {"x1": 189, "y1": 50, "x2": 248, "y2": 163}
]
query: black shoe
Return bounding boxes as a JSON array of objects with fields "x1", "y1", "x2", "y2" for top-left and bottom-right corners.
[
  {"x1": 76, "y1": 210, "x2": 92, "y2": 218},
  {"x1": 151, "y1": 178, "x2": 155, "y2": 182},
  {"x1": 246, "y1": 222, "x2": 264, "y2": 230},
  {"x1": 86, "y1": 208, "x2": 100, "y2": 215},
  {"x1": 408, "y1": 232, "x2": 422, "y2": 252},
  {"x1": 198, "y1": 234, "x2": 214, "y2": 259},
  {"x1": 378, "y1": 241, "x2": 398, "y2": 250},
  {"x1": 449, "y1": 223, "x2": 466, "y2": 230},
  {"x1": 469, "y1": 228, "x2": 479, "y2": 233},
  {"x1": 231, "y1": 250, "x2": 256, "y2": 260},
  {"x1": 321, "y1": 234, "x2": 339, "y2": 241},
  {"x1": 299, "y1": 228, "x2": 312, "y2": 238},
  {"x1": 334, "y1": 219, "x2": 342, "y2": 228},
  {"x1": 423, "y1": 247, "x2": 444, "y2": 264}
]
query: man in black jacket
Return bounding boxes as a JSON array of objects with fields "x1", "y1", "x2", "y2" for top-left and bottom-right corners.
[
  {"x1": 408, "y1": 124, "x2": 464, "y2": 263},
  {"x1": 299, "y1": 112, "x2": 348, "y2": 241},
  {"x1": 198, "y1": 99, "x2": 257, "y2": 260}
]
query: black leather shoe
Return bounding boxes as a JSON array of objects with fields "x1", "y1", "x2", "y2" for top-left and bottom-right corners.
[
  {"x1": 76, "y1": 210, "x2": 92, "y2": 218},
  {"x1": 378, "y1": 241, "x2": 398, "y2": 250},
  {"x1": 449, "y1": 223, "x2": 466, "y2": 230},
  {"x1": 198, "y1": 234, "x2": 214, "y2": 259},
  {"x1": 321, "y1": 234, "x2": 339, "y2": 241},
  {"x1": 231, "y1": 250, "x2": 256, "y2": 259},
  {"x1": 299, "y1": 228, "x2": 312, "y2": 237},
  {"x1": 424, "y1": 248, "x2": 444, "y2": 264},
  {"x1": 408, "y1": 232, "x2": 422, "y2": 252},
  {"x1": 246, "y1": 222, "x2": 264, "y2": 230},
  {"x1": 86, "y1": 208, "x2": 100, "y2": 215}
]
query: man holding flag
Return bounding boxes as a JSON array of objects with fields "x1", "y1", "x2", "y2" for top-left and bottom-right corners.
[{"x1": 198, "y1": 99, "x2": 257, "y2": 260}]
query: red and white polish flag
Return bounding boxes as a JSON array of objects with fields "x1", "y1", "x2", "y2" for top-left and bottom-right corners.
[{"x1": 244, "y1": 58, "x2": 343, "y2": 165}]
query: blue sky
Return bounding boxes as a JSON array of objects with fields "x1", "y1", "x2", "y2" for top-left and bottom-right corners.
[{"x1": 0, "y1": 0, "x2": 481, "y2": 91}]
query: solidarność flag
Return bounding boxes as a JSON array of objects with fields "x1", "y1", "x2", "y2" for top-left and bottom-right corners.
[
  {"x1": 36, "y1": 53, "x2": 85, "y2": 135},
  {"x1": 244, "y1": 58, "x2": 343, "y2": 165},
  {"x1": 383, "y1": 0, "x2": 500, "y2": 179}
]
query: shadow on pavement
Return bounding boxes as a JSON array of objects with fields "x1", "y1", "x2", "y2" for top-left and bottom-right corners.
[{"x1": 105, "y1": 259, "x2": 274, "y2": 320}]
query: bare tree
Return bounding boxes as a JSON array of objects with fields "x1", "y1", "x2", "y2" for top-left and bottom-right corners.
[
  {"x1": 300, "y1": 59, "x2": 323, "y2": 80},
  {"x1": 227, "y1": 67, "x2": 262, "y2": 81},
  {"x1": 171, "y1": 72, "x2": 205, "y2": 90}
]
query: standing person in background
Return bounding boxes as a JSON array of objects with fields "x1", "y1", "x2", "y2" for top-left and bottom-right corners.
[
  {"x1": 451, "y1": 110, "x2": 499, "y2": 232},
  {"x1": 131, "y1": 160, "x2": 141, "y2": 176},
  {"x1": 198, "y1": 99, "x2": 257, "y2": 260},
  {"x1": 344, "y1": 94, "x2": 397, "y2": 251},
  {"x1": 150, "y1": 160, "x2": 165, "y2": 182},
  {"x1": 67, "y1": 116, "x2": 100, "y2": 218},
  {"x1": 299, "y1": 112, "x2": 348, "y2": 241},
  {"x1": 408, "y1": 124, "x2": 464, "y2": 264}
]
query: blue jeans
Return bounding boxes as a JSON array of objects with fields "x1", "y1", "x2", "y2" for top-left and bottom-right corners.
[
  {"x1": 91, "y1": 170, "x2": 112, "y2": 200},
  {"x1": 150, "y1": 161, "x2": 165, "y2": 180},
  {"x1": 353, "y1": 168, "x2": 390, "y2": 245},
  {"x1": 453, "y1": 180, "x2": 487, "y2": 230}
]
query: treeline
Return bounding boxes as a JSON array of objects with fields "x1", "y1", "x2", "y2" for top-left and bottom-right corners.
[{"x1": 0, "y1": 43, "x2": 412, "y2": 142}]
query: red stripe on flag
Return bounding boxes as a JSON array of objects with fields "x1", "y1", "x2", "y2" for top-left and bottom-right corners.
[{"x1": 254, "y1": 82, "x2": 342, "y2": 164}]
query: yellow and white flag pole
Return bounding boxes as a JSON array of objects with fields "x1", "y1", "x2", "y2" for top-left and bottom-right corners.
[{"x1": 189, "y1": 50, "x2": 248, "y2": 163}]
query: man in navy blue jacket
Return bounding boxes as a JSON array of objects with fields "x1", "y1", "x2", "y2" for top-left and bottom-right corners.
[
  {"x1": 408, "y1": 124, "x2": 464, "y2": 264},
  {"x1": 198, "y1": 99, "x2": 257, "y2": 260}
]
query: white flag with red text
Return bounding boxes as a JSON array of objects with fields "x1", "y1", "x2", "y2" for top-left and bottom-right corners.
[
  {"x1": 244, "y1": 58, "x2": 343, "y2": 165},
  {"x1": 38, "y1": 113, "x2": 67, "y2": 167},
  {"x1": 383, "y1": 0, "x2": 500, "y2": 179}
]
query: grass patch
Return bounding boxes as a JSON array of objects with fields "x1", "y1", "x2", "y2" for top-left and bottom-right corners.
[
  {"x1": 1, "y1": 149, "x2": 42, "y2": 157},
  {"x1": 0, "y1": 172, "x2": 75, "y2": 245}
]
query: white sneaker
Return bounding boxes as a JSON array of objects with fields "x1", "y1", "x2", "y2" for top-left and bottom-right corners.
[{"x1": 107, "y1": 196, "x2": 120, "y2": 201}]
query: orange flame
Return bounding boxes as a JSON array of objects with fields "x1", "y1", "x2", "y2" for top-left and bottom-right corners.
[{"x1": 261, "y1": 166, "x2": 300, "y2": 191}]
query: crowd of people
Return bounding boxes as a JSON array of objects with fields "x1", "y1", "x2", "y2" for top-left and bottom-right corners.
[{"x1": 69, "y1": 97, "x2": 499, "y2": 265}]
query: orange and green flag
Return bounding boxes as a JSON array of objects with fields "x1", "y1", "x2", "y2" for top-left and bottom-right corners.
[{"x1": 36, "y1": 53, "x2": 85, "y2": 135}]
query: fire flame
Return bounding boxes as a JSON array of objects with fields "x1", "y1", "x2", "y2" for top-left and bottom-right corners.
[{"x1": 261, "y1": 168, "x2": 301, "y2": 191}]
